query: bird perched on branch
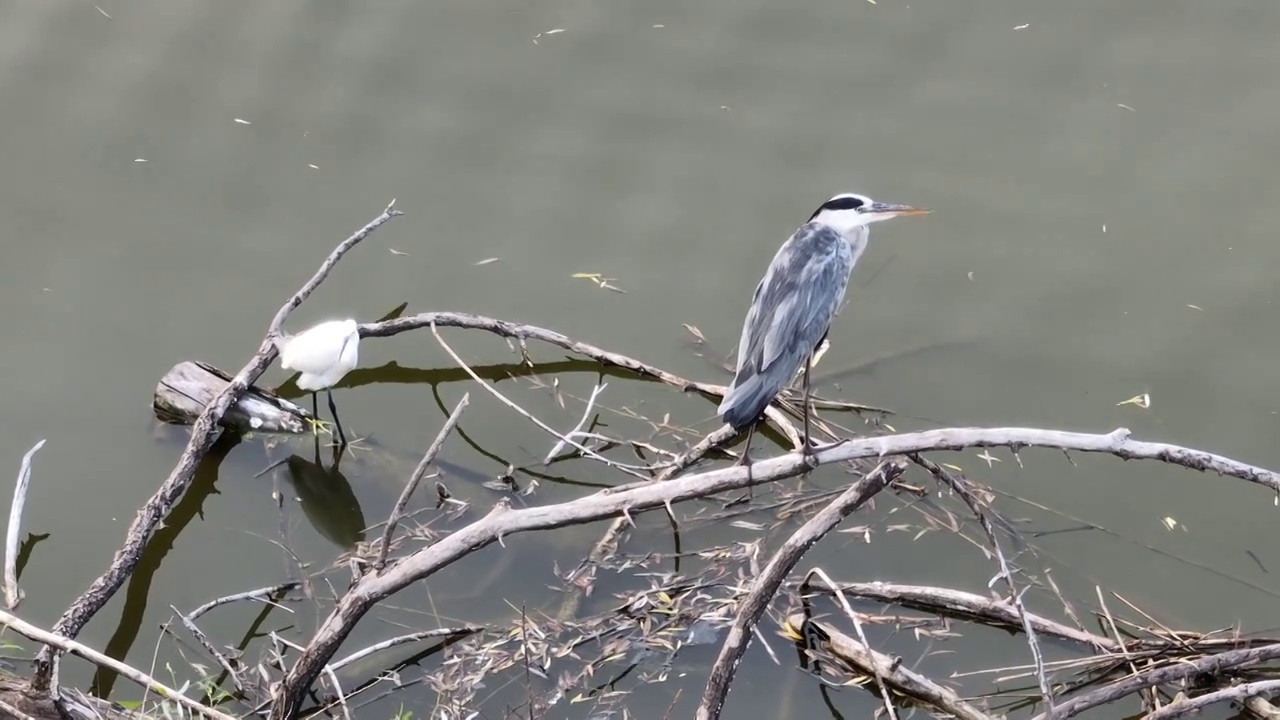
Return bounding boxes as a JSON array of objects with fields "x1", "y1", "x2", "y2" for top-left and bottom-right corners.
[
  {"x1": 718, "y1": 192, "x2": 929, "y2": 465},
  {"x1": 276, "y1": 318, "x2": 360, "y2": 446}
]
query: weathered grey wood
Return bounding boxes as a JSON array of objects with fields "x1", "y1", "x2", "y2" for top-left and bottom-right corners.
[
  {"x1": 153, "y1": 361, "x2": 311, "y2": 435},
  {"x1": 0, "y1": 668, "x2": 150, "y2": 720}
]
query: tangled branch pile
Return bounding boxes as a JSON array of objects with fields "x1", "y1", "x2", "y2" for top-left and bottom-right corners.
[{"x1": 4, "y1": 202, "x2": 1280, "y2": 720}]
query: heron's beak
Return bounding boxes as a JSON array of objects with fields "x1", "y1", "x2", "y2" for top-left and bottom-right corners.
[{"x1": 866, "y1": 202, "x2": 930, "y2": 217}]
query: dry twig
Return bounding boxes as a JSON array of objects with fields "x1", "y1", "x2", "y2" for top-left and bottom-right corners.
[
  {"x1": 375, "y1": 393, "x2": 470, "y2": 570},
  {"x1": 1032, "y1": 643, "x2": 1280, "y2": 719},
  {"x1": 912, "y1": 454, "x2": 1056, "y2": 717}
]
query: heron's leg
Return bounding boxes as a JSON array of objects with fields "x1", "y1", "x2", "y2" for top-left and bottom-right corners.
[
  {"x1": 733, "y1": 422, "x2": 756, "y2": 498},
  {"x1": 733, "y1": 424, "x2": 756, "y2": 467},
  {"x1": 801, "y1": 354, "x2": 816, "y2": 456},
  {"x1": 327, "y1": 389, "x2": 348, "y2": 447}
]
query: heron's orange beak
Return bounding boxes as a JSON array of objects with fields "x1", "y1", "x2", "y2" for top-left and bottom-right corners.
[{"x1": 865, "y1": 201, "x2": 929, "y2": 217}]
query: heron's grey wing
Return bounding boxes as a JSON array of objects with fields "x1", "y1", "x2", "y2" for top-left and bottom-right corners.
[
  {"x1": 720, "y1": 224, "x2": 853, "y2": 426},
  {"x1": 752, "y1": 224, "x2": 853, "y2": 377}
]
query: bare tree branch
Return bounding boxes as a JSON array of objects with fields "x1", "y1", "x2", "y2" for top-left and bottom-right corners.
[
  {"x1": 172, "y1": 604, "x2": 245, "y2": 694},
  {"x1": 912, "y1": 453, "x2": 1056, "y2": 717},
  {"x1": 360, "y1": 311, "x2": 804, "y2": 450},
  {"x1": 1147, "y1": 680, "x2": 1280, "y2": 719},
  {"x1": 785, "y1": 612, "x2": 996, "y2": 720},
  {"x1": 0, "y1": 608, "x2": 238, "y2": 720},
  {"x1": 5, "y1": 439, "x2": 45, "y2": 609},
  {"x1": 375, "y1": 393, "x2": 470, "y2": 570},
  {"x1": 329, "y1": 626, "x2": 484, "y2": 672},
  {"x1": 795, "y1": 578, "x2": 1117, "y2": 652},
  {"x1": 1032, "y1": 643, "x2": 1280, "y2": 719},
  {"x1": 263, "y1": 424, "x2": 1280, "y2": 718},
  {"x1": 805, "y1": 567, "x2": 900, "y2": 720},
  {"x1": 30, "y1": 201, "x2": 404, "y2": 691},
  {"x1": 695, "y1": 461, "x2": 904, "y2": 720},
  {"x1": 188, "y1": 581, "x2": 300, "y2": 621}
]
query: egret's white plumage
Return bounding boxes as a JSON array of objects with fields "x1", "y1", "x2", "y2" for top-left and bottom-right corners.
[
  {"x1": 278, "y1": 319, "x2": 360, "y2": 390},
  {"x1": 277, "y1": 319, "x2": 360, "y2": 445}
]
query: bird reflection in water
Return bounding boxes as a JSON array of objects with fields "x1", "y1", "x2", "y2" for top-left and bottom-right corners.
[{"x1": 276, "y1": 439, "x2": 367, "y2": 550}]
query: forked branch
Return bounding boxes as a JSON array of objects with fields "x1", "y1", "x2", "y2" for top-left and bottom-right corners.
[
  {"x1": 30, "y1": 201, "x2": 404, "y2": 692},
  {"x1": 267, "y1": 423, "x2": 1280, "y2": 717}
]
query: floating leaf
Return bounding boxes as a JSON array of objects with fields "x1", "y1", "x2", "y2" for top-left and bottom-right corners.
[{"x1": 1116, "y1": 393, "x2": 1151, "y2": 409}]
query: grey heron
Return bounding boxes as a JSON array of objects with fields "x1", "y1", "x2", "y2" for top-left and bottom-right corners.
[
  {"x1": 276, "y1": 318, "x2": 360, "y2": 446},
  {"x1": 717, "y1": 192, "x2": 928, "y2": 465}
]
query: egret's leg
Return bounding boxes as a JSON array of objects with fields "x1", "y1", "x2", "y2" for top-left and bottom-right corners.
[
  {"x1": 304, "y1": 392, "x2": 333, "y2": 436},
  {"x1": 327, "y1": 389, "x2": 348, "y2": 447}
]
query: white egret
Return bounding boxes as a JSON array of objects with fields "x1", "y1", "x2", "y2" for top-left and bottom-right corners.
[{"x1": 276, "y1": 319, "x2": 360, "y2": 445}]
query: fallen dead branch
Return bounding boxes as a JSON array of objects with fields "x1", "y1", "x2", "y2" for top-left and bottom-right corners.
[
  {"x1": 374, "y1": 392, "x2": 470, "y2": 570},
  {"x1": 795, "y1": 578, "x2": 1117, "y2": 652},
  {"x1": 912, "y1": 452, "x2": 1056, "y2": 715},
  {"x1": 11, "y1": 206, "x2": 1280, "y2": 719},
  {"x1": 29, "y1": 201, "x2": 404, "y2": 692},
  {"x1": 262, "y1": 422, "x2": 1280, "y2": 718},
  {"x1": 784, "y1": 611, "x2": 995, "y2": 720},
  {"x1": 696, "y1": 461, "x2": 905, "y2": 720},
  {"x1": 360, "y1": 311, "x2": 805, "y2": 451},
  {"x1": 1034, "y1": 642, "x2": 1280, "y2": 719},
  {"x1": 0, "y1": 608, "x2": 238, "y2": 720},
  {"x1": 5, "y1": 439, "x2": 45, "y2": 610}
]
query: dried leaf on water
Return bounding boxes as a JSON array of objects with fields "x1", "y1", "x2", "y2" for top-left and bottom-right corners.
[
  {"x1": 683, "y1": 324, "x2": 707, "y2": 345},
  {"x1": 533, "y1": 28, "x2": 566, "y2": 43},
  {"x1": 1116, "y1": 393, "x2": 1151, "y2": 409},
  {"x1": 572, "y1": 272, "x2": 626, "y2": 293}
]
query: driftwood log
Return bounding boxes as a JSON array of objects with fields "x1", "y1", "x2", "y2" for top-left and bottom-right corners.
[
  {"x1": 0, "y1": 668, "x2": 143, "y2": 720},
  {"x1": 153, "y1": 360, "x2": 312, "y2": 435}
]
